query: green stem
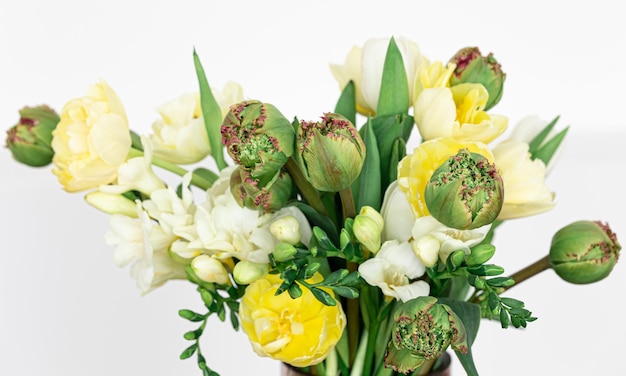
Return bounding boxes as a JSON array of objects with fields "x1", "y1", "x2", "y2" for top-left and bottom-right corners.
[
  {"x1": 339, "y1": 186, "x2": 356, "y2": 221},
  {"x1": 285, "y1": 158, "x2": 328, "y2": 215},
  {"x1": 361, "y1": 317, "x2": 380, "y2": 376},
  {"x1": 503, "y1": 255, "x2": 551, "y2": 293},
  {"x1": 349, "y1": 329, "x2": 368, "y2": 376},
  {"x1": 128, "y1": 148, "x2": 216, "y2": 190}
]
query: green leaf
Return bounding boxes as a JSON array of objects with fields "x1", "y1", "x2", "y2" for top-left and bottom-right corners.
[
  {"x1": 330, "y1": 285, "x2": 359, "y2": 299},
  {"x1": 334, "y1": 80, "x2": 356, "y2": 125},
  {"x1": 353, "y1": 119, "x2": 382, "y2": 211},
  {"x1": 193, "y1": 49, "x2": 228, "y2": 170},
  {"x1": 500, "y1": 297, "x2": 524, "y2": 308},
  {"x1": 439, "y1": 299, "x2": 480, "y2": 376},
  {"x1": 486, "y1": 277, "x2": 515, "y2": 288},
  {"x1": 310, "y1": 287, "x2": 336, "y2": 306},
  {"x1": 528, "y1": 116, "x2": 560, "y2": 154},
  {"x1": 533, "y1": 126, "x2": 569, "y2": 166},
  {"x1": 192, "y1": 167, "x2": 218, "y2": 188},
  {"x1": 291, "y1": 202, "x2": 340, "y2": 245},
  {"x1": 376, "y1": 37, "x2": 410, "y2": 117},
  {"x1": 467, "y1": 264, "x2": 505, "y2": 276},
  {"x1": 323, "y1": 269, "x2": 349, "y2": 285}
]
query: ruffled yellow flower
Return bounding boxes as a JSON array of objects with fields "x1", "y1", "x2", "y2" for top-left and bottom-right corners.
[
  {"x1": 51, "y1": 80, "x2": 131, "y2": 192},
  {"x1": 412, "y1": 60, "x2": 456, "y2": 104},
  {"x1": 414, "y1": 83, "x2": 508, "y2": 144},
  {"x1": 239, "y1": 273, "x2": 346, "y2": 367},
  {"x1": 398, "y1": 137, "x2": 493, "y2": 217}
]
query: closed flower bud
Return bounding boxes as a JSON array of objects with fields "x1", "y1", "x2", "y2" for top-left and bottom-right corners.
[
  {"x1": 6, "y1": 105, "x2": 59, "y2": 167},
  {"x1": 449, "y1": 47, "x2": 505, "y2": 111},
  {"x1": 233, "y1": 260, "x2": 268, "y2": 285},
  {"x1": 221, "y1": 100, "x2": 294, "y2": 188},
  {"x1": 270, "y1": 216, "x2": 302, "y2": 245},
  {"x1": 295, "y1": 113, "x2": 365, "y2": 192},
  {"x1": 549, "y1": 220, "x2": 620, "y2": 284},
  {"x1": 191, "y1": 255, "x2": 230, "y2": 285},
  {"x1": 235, "y1": 167, "x2": 294, "y2": 213},
  {"x1": 353, "y1": 206, "x2": 384, "y2": 254},
  {"x1": 272, "y1": 242, "x2": 298, "y2": 262},
  {"x1": 84, "y1": 191, "x2": 138, "y2": 218},
  {"x1": 385, "y1": 296, "x2": 468, "y2": 374},
  {"x1": 425, "y1": 148, "x2": 503, "y2": 230}
]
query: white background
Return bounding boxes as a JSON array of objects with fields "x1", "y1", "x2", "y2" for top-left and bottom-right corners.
[{"x1": 1, "y1": 1, "x2": 625, "y2": 375}]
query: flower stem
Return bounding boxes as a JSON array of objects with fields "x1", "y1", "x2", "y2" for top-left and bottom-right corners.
[
  {"x1": 503, "y1": 255, "x2": 552, "y2": 293},
  {"x1": 339, "y1": 187, "x2": 356, "y2": 220},
  {"x1": 285, "y1": 157, "x2": 328, "y2": 215}
]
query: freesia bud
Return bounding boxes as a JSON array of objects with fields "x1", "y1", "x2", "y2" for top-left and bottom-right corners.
[
  {"x1": 221, "y1": 100, "x2": 294, "y2": 188},
  {"x1": 549, "y1": 220, "x2": 621, "y2": 284},
  {"x1": 233, "y1": 260, "x2": 268, "y2": 285},
  {"x1": 295, "y1": 113, "x2": 365, "y2": 192},
  {"x1": 449, "y1": 47, "x2": 505, "y2": 110},
  {"x1": 84, "y1": 191, "x2": 138, "y2": 218},
  {"x1": 272, "y1": 242, "x2": 298, "y2": 262},
  {"x1": 425, "y1": 148, "x2": 503, "y2": 230},
  {"x1": 353, "y1": 206, "x2": 384, "y2": 254},
  {"x1": 191, "y1": 255, "x2": 230, "y2": 285},
  {"x1": 385, "y1": 296, "x2": 468, "y2": 374},
  {"x1": 270, "y1": 216, "x2": 302, "y2": 245},
  {"x1": 5, "y1": 105, "x2": 59, "y2": 167}
]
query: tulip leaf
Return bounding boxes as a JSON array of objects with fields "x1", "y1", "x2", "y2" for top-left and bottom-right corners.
[
  {"x1": 335, "y1": 80, "x2": 356, "y2": 126},
  {"x1": 353, "y1": 119, "x2": 381, "y2": 211},
  {"x1": 193, "y1": 49, "x2": 228, "y2": 170},
  {"x1": 533, "y1": 126, "x2": 569, "y2": 166},
  {"x1": 439, "y1": 299, "x2": 480, "y2": 376},
  {"x1": 528, "y1": 115, "x2": 560, "y2": 153},
  {"x1": 369, "y1": 113, "x2": 413, "y2": 191},
  {"x1": 377, "y1": 37, "x2": 410, "y2": 117}
]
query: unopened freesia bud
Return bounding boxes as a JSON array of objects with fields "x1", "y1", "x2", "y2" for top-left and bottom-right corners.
[
  {"x1": 270, "y1": 216, "x2": 302, "y2": 245},
  {"x1": 549, "y1": 220, "x2": 620, "y2": 284},
  {"x1": 191, "y1": 255, "x2": 230, "y2": 285},
  {"x1": 353, "y1": 206, "x2": 384, "y2": 254},
  {"x1": 449, "y1": 47, "x2": 505, "y2": 111},
  {"x1": 233, "y1": 260, "x2": 268, "y2": 285},
  {"x1": 272, "y1": 242, "x2": 298, "y2": 262},
  {"x1": 295, "y1": 113, "x2": 365, "y2": 192},
  {"x1": 6, "y1": 105, "x2": 59, "y2": 167},
  {"x1": 425, "y1": 148, "x2": 503, "y2": 230},
  {"x1": 84, "y1": 191, "x2": 138, "y2": 217}
]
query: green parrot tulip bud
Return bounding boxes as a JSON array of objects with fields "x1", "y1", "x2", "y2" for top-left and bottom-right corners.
[
  {"x1": 221, "y1": 100, "x2": 295, "y2": 188},
  {"x1": 425, "y1": 148, "x2": 503, "y2": 230},
  {"x1": 449, "y1": 47, "x2": 505, "y2": 111},
  {"x1": 549, "y1": 220, "x2": 621, "y2": 284},
  {"x1": 232, "y1": 166, "x2": 294, "y2": 213},
  {"x1": 385, "y1": 296, "x2": 468, "y2": 374},
  {"x1": 5, "y1": 105, "x2": 60, "y2": 167},
  {"x1": 294, "y1": 113, "x2": 365, "y2": 192}
]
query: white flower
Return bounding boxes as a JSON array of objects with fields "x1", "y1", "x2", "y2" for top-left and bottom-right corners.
[
  {"x1": 191, "y1": 254, "x2": 230, "y2": 285},
  {"x1": 492, "y1": 139, "x2": 556, "y2": 220},
  {"x1": 99, "y1": 136, "x2": 165, "y2": 196},
  {"x1": 410, "y1": 216, "x2": 491, "y2": 264},
  {"x1": 358, "y1": 240, "x2": 430, "y2": 302},
  {"x1": 380, "y1": 180, "x2": 415, "y2": 242},
  {"x1": 104, "y1": 201, "x2": 185, "y2": 294}
]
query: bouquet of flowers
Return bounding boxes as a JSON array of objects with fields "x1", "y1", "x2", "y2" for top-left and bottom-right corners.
[{"x1": 6, "y1": 36, "x2": 621, "y2": 376}]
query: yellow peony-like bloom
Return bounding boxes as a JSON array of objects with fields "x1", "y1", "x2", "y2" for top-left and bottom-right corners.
[
  {"x1": 239, "y1": 273, "x2": 346, "y2": 367},
  {"x1": 51, "y1": 80, "x2": 131, "y2": 192},
  {"x1": 398, "y1": 137, "x2": 493, "y2": 218},
  {"x1": 412, "y1": 60, "x2": 456, "y2": 104},
  {"x1": 414, "y1": 83, "x2": 508, "y2": 144}
]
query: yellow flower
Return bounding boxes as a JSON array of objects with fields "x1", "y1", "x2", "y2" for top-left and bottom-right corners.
[
  {"x1": 412, "y1": 60, "x2": 456, "y2": 104},
  {"x1": 239, "y1": 273, "x2": 346, "y2": 367},
  {"x1": 397, "y1": 137, "x2": 493, "y2": 218},
  {"x1": 51, "y1": 80, "x2": 131, "y2": 192},
  {"x1": 414, "y1": 83, "x2": 508, "y2": 144}
]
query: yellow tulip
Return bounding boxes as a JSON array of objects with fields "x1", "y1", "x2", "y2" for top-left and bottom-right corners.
[{"x1": 239, "y1": 273, "x2": 345, "y2": 367}]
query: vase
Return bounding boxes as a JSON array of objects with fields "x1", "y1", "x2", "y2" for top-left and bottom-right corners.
[{"x1": 280, "y1": 352, "x2": 452, "y2": 376}]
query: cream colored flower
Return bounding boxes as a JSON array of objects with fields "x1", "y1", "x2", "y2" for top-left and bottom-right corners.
[
  {"x1": 380, "y1": 180, "x2": 415, "y2": 243},
  {"x1": 51, "y1": 80, "x2": 131, "y2": 192},
  {"x1": 412, "y1": 60, "x2": 456, "y2": 104},
  {"x1": 493, "y1": 139, "x2": 556, "y2": 220},
  {"x1": 239, "y1": 273, "x2": 346, "y2": 367},
  {"x1": 398, "y1": 137, "x2": 494, "y2": 218},
  {"x1": 330, "y1": 36, "x2": 426, "y2": 116},
  {"x1": 191, "y1": 254, "x2": 230, "y2": 285},
  {"x1": 358, "y1": 240, "x2": 430, "y2": 302},
  {"x1": 414, "y1": 83, "x2": 508, "y2": 144}
]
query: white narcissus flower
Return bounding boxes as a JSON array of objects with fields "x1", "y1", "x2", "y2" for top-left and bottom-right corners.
[
  {"x1": 104, "y1": 201, "x2": 185, "y2": 294},
  {"x1": 493, "y1": 139, "x2": 556, "y2": 220},
  {"x1": 414, "y1": 83, "x2": 508, "y2": 144},
  {"x1": 99, "y1": 136, "x2": 166, "y2": 196},
  {"x1": 507, "y1": 115, "x2": 566, "y2": 174},
  {"x1": 380, "y1": 180, "x2": 415, "y2": 243},
  {"x1": 411, "y1": 216, "x2": 491, "y2": 264},
  {"x1": 358, "y1": 240, "x2": 430, "y2": 302},
  {"x1": 330, "y1": 36, "x2": 426, "y2": 116}
]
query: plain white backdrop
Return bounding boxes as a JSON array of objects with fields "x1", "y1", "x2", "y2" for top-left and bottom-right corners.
[{"x1": 1, "y1": 1, "x2": 625, "y2": 375}]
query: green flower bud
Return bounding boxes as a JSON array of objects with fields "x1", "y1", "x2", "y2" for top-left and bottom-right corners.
[
  {"x1": 233, "y1": 260, "x2": 268, "y2": 285},
  {"x1": 221, "y1": 100, "x2": 294, "y2": 188},
  {"x1": 191, "y1": 255, "x2": 230, "y2": 285},
  {"x1": 549, "y1": 220, "x2": 621, "y2": 284},
  {"x1": 270, "y1": 216, "x2": 302, "y2": 245},
  {"x1": 5, "y1": 105, "x2": 60, "y2": 167},
  {"x1": 272, "y1": 242, "x2": 298, "y2": 262},
  {"x1": 84, "y1": 191, "x2": 138, "y2": 218},
  {"x1": 294, "y1": 113, "x2": 365, "y2": 192},
  {"x1": 385, "y1": 296, "x2": 468, "y2": 374},
  {"x1": 353, "y1": 206, "x2": 384, "y2": 254},
  {"x1": 425, "y1": 148, "x2": 503, "y2": 230},
  {"x1": 233, "y1": 166, "x2": 294, "y2": 213},
  {"x1": 449, "y1": 47, "x2": 505, "y2": 111}
]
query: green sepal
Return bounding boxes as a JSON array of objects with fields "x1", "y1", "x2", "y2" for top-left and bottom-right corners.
[
  {"x1": 193, "y1": 49, "x2": 228, "y2": 170},
  {"x1": 376, "y1": 37, "x2": 410, "y2": 117},
  {"x1": 334, "y1": 80, "x2": 356, "y2": 126}
]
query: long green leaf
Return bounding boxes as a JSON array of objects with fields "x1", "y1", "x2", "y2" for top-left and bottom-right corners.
[
  {"x1": 353, "y1": 119, "x2": 381, "y2": 211},
  {"x1": 193, "y1": 49, "x2": 228, "y2": 170},
  {"x1": 334, "y1": 80, "x2": 356, "y2": 126},
  {"x1": 528, "y1": 115, "x2": 559, "y2": 155},
  {"x1": 376, "y1": 37, "x2": 409, "y2": 117},
  {"x1": 533, "y1": 126, "x2": 569, "y2": 166},
  {"x1": 439, "y1": 298, "x2": 481, "y2": 376}
]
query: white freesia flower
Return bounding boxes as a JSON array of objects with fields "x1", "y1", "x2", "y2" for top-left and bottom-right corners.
[
  {"x1": 380, "y1": 180, "x2": 415, "y2": 242},
  {"x1": 358, "y1": 240, "x2": 430, "y2": 302},
  {"x1": 104, "y1": 201, "x2": 185, "y2": 294},
  {"x1": 99, "y1": 136, "x2": 165, "y2": 196},
  {"x1": 411, "y1": 216, "x2": 491, "y2": 263},
  {"x1": 188, "y1": 167, "x2": 311, "y2": 264},
  {"x1": 191, "y1": 254, "x2": 230, "y2": 285},
  {"x1": 508, "y1": 115, "x2": 566, "y2": 174},
  {"x1": 493, "y1": 139, "x2": 556, "y2": 220}
]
